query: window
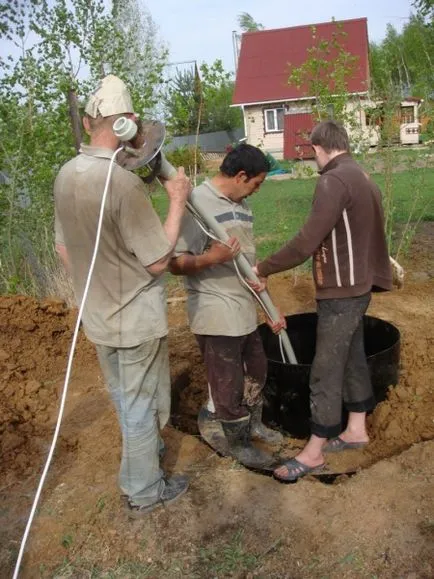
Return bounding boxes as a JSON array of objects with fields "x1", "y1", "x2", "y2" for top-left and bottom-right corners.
[
  {"x1": 264, "y1": 107, "x2": 284, "y2": 132},
  {"x1": 401, "y1": 106, "x2": 415, "y2": 124},
  {"x1": 326, "y1": 103, "x2": 335, "y2": 119}
]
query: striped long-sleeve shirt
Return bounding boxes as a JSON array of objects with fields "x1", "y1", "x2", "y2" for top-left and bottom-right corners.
[{"x1": 258, "y1": 153, "x2": 393, "y2": 299}]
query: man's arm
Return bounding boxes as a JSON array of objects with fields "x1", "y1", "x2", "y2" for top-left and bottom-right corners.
[
  {"x1": 118, "y1": 167, "x2": 191, "y2": 277},
  {"x1": 169, "y1": 238, "x2": 240, "y2": 275},
  {"x1": 146, "y1": 167, "x2": 191, "y2": 276},
  {"x1": 257, "y1": 173, "x2": 348, "y2": 277}
]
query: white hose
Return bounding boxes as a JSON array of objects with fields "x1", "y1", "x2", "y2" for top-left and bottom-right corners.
[
  {"x1": 188, "y1": 209, "x2": 289, "y2": 364},
  {"x1": 12, "y1": 146, "x2": 123, "y2": 579}
]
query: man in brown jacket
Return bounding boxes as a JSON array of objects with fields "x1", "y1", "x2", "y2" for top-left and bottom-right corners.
[{"x1": 253, "y1": 120, "x2": 393, "y2": 481}]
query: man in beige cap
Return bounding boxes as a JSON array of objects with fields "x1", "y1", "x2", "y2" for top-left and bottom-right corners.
[{"x1": 54, "y1": 74, "x2": 191, "y2": 517}]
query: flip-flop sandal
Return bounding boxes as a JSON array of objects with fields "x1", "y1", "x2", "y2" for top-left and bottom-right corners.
[
  {"x1": 273, "y1": 458, "x2": 325, "y2": 482},
  {"x1": 324, "y1": 437, "x2": 368, "y2": 453}
]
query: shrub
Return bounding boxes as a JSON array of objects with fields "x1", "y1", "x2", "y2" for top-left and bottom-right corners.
[{"x1": 165, "y1": 146, "x2": 204, "y2": 176}]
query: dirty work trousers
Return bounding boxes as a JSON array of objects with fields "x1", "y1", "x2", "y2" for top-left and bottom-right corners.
[
  {"x1": 195, "y1": 330, "x2": 267, "y2": 422},
  {"x1": 310, "y1": 293, "x2": 376, "y2": 438},
  {"x1": 95, "y1": 337, "x2": 170, "y2": 507}
]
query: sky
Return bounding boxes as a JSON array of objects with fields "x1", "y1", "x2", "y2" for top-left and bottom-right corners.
[
  {"x1": 142, "y1": 0, "x2": 416, "y2": 73},
  {"x1": 0, "y1": 0, "x2": 416, "y2": 77}
]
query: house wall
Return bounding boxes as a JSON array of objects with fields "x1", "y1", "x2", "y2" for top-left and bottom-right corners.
[
  {"x1": 345, "y1": 98, "x2": 380, "y2": 149},
  {"x1": 244, "y1": 104, "x2": 286, "y2": 159},
  {"x1": 243, "y1": 98, "x2": 421, "y2": 156},
  {"x1": 244, "y1": 99, "x2": 378, "y2": 158}
]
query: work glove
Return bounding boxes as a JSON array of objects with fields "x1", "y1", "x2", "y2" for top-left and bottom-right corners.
[{"x1": 389, "y1": 256, "x2": 404, "y2": 289}]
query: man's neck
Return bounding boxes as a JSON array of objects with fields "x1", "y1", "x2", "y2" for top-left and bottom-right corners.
[
  {"x1": 88, "y1": 131, "x2": 120, "y2": 151},
  {"x1": 210, "y1": 174, "x2": 236, "y2": 202},
  {"x1": 324, "y1": 150, "x2": 347, "y2": 164}
]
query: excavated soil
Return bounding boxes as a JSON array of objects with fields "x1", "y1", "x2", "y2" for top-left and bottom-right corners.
[{"x1": 0, "y1": 224, "x2": 433, "y2": 578}]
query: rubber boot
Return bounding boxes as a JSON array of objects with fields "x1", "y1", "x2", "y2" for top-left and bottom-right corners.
[
  {"x1": 221, "y1": 418, "x2": 274, "y2": 469},
  {"x1": 249, "y1": 402, "x2": 284, "y2": 445}
]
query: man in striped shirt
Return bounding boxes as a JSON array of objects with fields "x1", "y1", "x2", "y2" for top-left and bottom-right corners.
[
  {"x1": 170, "y1": 145, "x2": 284, "y2": 469},
  {"x1": 254, "y1": 121, "x2": 393, "y2": 481}
]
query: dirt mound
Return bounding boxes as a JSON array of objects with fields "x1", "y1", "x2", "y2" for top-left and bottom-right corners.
[
  {"x1": 1, "y1": 277, "x2": 433, "y2": 479},
  {"x1": 0, "y1": 296, "x2": 95, "y2": 476}
]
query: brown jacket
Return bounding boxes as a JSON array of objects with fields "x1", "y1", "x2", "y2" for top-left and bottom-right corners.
[{"x1": 257, "y1": 153, "x2": 393, "y2": 299}]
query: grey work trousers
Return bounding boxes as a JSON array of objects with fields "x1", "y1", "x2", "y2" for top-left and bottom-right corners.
[
  {"x1": 95, "y1": 337, "x2": 170, "y2": 507},
  {"x1": 310, "y1": 293, "x2": 376, "y2": 438}
]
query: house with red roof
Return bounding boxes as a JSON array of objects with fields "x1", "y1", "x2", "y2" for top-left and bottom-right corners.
[{"x1": 232, "y1": 18, "x2": 422, "y2": 159}]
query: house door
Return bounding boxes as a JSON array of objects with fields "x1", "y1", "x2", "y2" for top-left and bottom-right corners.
[{"x1": 284, "y1": 113, "x2": 315, "y2": 160}]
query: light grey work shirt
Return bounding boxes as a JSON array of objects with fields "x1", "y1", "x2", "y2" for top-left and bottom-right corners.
[
  {"x1": 54, "y1": 144, "x2": 171, "y2": 347},
  {"x1": 176, "y1": 180, "x2": 258, "y2": 337}
]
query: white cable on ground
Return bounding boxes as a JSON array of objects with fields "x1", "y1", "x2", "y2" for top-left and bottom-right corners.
[{"x1": 12, "y1": 147, "x2": 123, "y2": 579}]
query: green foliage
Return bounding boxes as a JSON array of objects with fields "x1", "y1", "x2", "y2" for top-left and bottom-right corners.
[
  {"x1": 412, "y1": 0, "x2": 434, "y2": 20},
  {"x1": 237, "y1": 12, "x2": 264, "y2": 32},
  {"x1": 369, "y1": 16, "x2": 434, "y2": 101},
  {"x1": 165, "y1": 146, "x2": 204, "y2": 177},
  {"x1": 199, "y1": 530, "x2": 258, "y2": 576},
  {"x1": 200, "y1": 60, "x2": 243, "y2": 133},
  {"x1": 111, "y1": 0, "x2": 168, "y2": 116},
  {"x1": 366, "y1": 13, "x2": 434, "y2": 243},
  {"x1": 164, "y1": 59, "x2": 242, "y2": 136},
  {"x1": 0, "y1": 0, "x2": 167, "y2": 295},
  {"x1": 162, "y1": 68, "x2": 200, "y2": 136},
  {"x1": 61, "y1": 534, "x2": 74, "y2": 549},
  {"x1": 288, "y1": 21, "x2": 360, "y2": 124}
]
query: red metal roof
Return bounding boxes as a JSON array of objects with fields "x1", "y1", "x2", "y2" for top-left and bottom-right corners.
[{"x1": 233, "y1": 18, "x2": 369, "y2": 106}]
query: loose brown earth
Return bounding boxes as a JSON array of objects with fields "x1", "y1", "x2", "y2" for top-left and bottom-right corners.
[{"x1": 1, "y1": 225, "x2": 433, "y2": 578}]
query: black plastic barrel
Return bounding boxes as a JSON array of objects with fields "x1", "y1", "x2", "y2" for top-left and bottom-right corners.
[{"x1": 258, "y1": 313, "x2": 400, "y2": 438}]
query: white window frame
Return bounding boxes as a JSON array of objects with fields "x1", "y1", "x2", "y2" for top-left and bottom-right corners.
[{"x1": 264, "y1": 107, "x2": 284, "y2": 133}]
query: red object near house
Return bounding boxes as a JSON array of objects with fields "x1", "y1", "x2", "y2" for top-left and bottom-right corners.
[{"x1": 284, "y1": 113, "x2": 315, "y2": 160}]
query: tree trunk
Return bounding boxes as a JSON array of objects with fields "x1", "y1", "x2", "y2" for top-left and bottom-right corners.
[{"x1": 67, "y1": 88, "x2": 82, "y2": 153}]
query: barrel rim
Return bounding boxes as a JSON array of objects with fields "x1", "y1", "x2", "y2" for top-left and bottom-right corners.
[{"x1": 259, "y1": 313, "x2": 400, "y2": 367}]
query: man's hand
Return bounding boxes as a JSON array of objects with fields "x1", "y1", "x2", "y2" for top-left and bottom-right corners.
[
  {"x1": 390, "y1": 255, "x2": 404, "y2": 289},
  {"x1": 164, "y1": 167, "x2": 192, "y2": 205},
  {"x1": 206, "y1": 237, "x2": 240, "y2": 265},
  {"x1": 246, "y1": 265, "x2": 267, "y2": 293},
  {"x1": 266, "y1": 310, "x2": 287, "y2": 335}
]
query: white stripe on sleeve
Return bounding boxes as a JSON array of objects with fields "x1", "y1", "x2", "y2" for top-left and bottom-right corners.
[
  {"x1": 332, "y1": 228, "x2": 342, "y2": 287},
  {"x1": 342, "y1": 209, "x2": 355, "y2": 286}
]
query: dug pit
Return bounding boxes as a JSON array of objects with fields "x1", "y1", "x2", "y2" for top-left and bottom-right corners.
[
  {"x1": 197, "y1": 314, "x2": 401, "y2": 477},
  {"x1": 259, "y1": 313, "x2": 400, "y2": 437},
  {"x1": 168, "y1": 275, "x2": 434, "y2": 476}
]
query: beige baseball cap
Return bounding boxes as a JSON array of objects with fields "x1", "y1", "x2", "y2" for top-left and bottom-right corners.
[{"x1": 85, "y1": 74, "x2": 135, "y2": 118}]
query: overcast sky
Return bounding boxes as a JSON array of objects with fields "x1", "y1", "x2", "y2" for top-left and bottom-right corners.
[{"x1": 142, "y1": 0, "x2": 415, "y2": 72}]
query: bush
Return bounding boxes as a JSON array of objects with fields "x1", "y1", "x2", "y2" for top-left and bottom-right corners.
[{"x1": 165, "y1": 146, "x2": 204, "y2": 176}]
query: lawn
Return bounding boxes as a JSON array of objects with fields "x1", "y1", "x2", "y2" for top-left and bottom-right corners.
[{"x1": 152, "y1": 162, "x2": 434, "y2": 260}]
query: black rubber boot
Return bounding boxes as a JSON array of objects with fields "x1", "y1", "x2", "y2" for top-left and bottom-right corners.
[
  {"x1": 249, "y1": 402, "x2": 284, "y2": 445},
  {"x1": 221, "y1": 418, "x2": 274, "y2": 468}
]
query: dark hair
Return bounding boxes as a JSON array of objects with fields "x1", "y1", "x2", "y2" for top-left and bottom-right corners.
[
  {"x1": 220, "y1": 144, "x2": 270, "y2": 179},
  {"x1": 310, "y1": 121, "x2": 350, "y2": 153}
]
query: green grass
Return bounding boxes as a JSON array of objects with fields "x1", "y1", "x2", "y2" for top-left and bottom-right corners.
[
  {"x1": 152, "y1": 164, "x2": 434, "y2": 260},
  {"x1": 48, "y1": 530, "x2": 258, "y2": 578}
]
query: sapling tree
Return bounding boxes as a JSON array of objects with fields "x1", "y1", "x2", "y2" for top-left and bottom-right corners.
[
  {"x1": 0, "y1": 0, "x2": 167, "y2": 295},
  {"x1": 287, "y1": 21, "x2": 360, "y2": 127}
]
